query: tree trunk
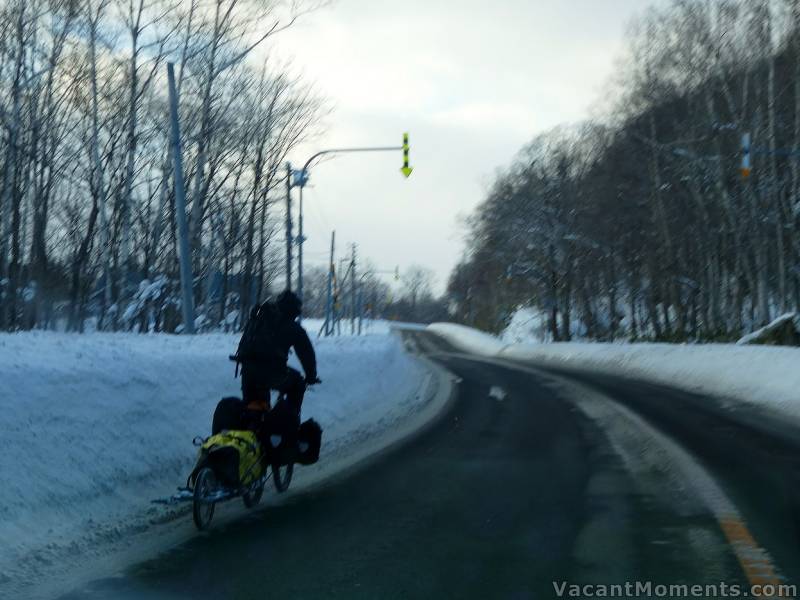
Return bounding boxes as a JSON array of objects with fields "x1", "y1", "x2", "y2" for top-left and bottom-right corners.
[
  {"x1": 648, "y1": 113, "x2": 683, "y2": 336},
  {"x1": 189, "y1": 2, "x2": 222, "y2": 269},
  {"x1": 68, "y1": 198, "x2": 100, "y2": 331},
  {"x1": 120, "y1": 29, "x2": 140, "y2": 326}
]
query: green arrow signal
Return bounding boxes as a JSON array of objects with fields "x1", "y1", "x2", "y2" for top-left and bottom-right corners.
[{"x1": 401, "y1": 132, "x2": 413, "y2": 178}]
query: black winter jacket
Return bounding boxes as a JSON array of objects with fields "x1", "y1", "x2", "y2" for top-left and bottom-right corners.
[{"x1": 270, "y1": 316, "x2": 317, "y2": 381}]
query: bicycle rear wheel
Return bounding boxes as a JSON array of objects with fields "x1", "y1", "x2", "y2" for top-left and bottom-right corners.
[
  {"x1": 193, "y1": 467, "x2": 217, "y2": 530},
  {"x1": 271, "y1": 463, "x2": 294, "y2": 493}
]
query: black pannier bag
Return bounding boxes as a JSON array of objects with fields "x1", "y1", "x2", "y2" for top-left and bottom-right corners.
[
  {"x1": 263, "y1": 400, "x2": 300, "y2": 465},
  {"x1": 212, "y1": 397, "x2": 246, "y2": 435},
  {"x1": 296, "y1": 419, "x2": 322, "y2": 465},
  {"x1": 268, "y1": 398, "x2": 299, "y2": 436}
]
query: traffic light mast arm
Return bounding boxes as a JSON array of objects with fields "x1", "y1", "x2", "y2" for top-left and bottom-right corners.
[{"x1": 301, "y1": 145, "x2": 404, "y2": 175}]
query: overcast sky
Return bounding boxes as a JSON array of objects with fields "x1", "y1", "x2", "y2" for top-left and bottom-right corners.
[{"x1": 271, "y1": 0, "x2": 659, "y2": 294}]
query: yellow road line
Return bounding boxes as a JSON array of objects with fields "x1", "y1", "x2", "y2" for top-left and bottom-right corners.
[
  {"x1": 719, "y1": 515, "x2": 785, "y2": 596},
  {"x1": 430, "y1": 353, "x2": 794, "y2": 597}
]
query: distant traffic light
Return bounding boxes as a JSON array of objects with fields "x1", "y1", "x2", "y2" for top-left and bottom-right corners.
[{"x1": 741, "y1": 132, "x2": 751, "y2": 179}]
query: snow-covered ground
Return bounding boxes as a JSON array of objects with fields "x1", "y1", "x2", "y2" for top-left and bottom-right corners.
[
  {"x1": 429, "y1": 322, "x2": 800, "y2": 422},
  {"x1": 0, "y1": 321, "x2": 436, "y2": 595},
  {"x1": 500, "y1": 306, "x2": 552, "y2": 344}
]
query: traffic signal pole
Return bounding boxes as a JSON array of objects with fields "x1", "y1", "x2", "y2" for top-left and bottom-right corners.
[{"x1": 292, "y1": 134, "x2": 413, "y2": 305}]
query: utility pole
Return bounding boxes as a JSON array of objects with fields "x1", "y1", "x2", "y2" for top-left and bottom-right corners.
[
  {"x1": 297, "y1": 183, "x2": 305, "y2": 302},
  {"x1": 167, "y1": 62, "x2": 195, "y2": 334},
  {"x1": 323, "y1": 230, "x2": 335, "y2": 336},
  {"x1": 285, "y1": 162, "x2": 293, "y2": 292},
  {"x1": 357, "y1": 286, "x2": 363, "y2": 335},
  {"x1": 334, "y1": 264, "x2": 342, "y2": 336},
  {"x1": 350, "y1": 244, "x2": 357, "y2": 335}
]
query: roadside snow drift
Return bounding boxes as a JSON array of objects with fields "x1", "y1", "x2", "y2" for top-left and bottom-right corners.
[
  {"x1": 0, "y1": 323, "x2": 430, "y2": 589},
  {"x1": 429, "y1": 322, "x2": 800, "y2": 422}
]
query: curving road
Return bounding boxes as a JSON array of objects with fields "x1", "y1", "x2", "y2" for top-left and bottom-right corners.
[{"x1": 60, "y1": 330, "x2": 800, "y2": 599}]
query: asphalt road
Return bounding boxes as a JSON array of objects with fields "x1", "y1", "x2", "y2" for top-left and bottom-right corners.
[{"x1": 60, "y1": 330, "x2": 800, "y2": 599}]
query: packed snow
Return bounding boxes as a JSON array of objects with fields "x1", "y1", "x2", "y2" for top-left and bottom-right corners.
[
  {"x1": 429, "y1": 322, "x2": 800, "y2": 422},
  {"x1": 0, "y1": 321, "x2": 435, "y2": 594}
]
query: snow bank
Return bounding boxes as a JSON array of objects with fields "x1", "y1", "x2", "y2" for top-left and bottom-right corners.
[
  {"x1": 736, "y1": 312, "x2": 800, "y2": 346},
  {"x1": 0, "y1": 323, "x2": 429, "y2": 588},
  {"x1": 429, "y1": 322, "x2": 800, "y2": 421},
  {"x1": 500, "y1": 306, "x2": 551, "y2": 344},
  {"x1": 428, "y1": 323, "x2": 506, "y2": 355}
]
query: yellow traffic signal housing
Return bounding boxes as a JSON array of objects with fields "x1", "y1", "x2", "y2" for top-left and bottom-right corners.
[{"x1": 401, "y1": 133, "x2": 413, "y2": 178}]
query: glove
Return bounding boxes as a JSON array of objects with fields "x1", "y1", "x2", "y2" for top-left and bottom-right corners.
[{"x1": 306, "y1": 376, "x2": 322, "y2": 385}]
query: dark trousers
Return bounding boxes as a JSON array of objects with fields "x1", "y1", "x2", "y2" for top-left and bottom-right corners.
[
  {"x1": 241, "y1": 366, "x2": 306, "y2": 416},
  {"x1": 241, "y1": 366, "x2": 305, "y2": 453}
]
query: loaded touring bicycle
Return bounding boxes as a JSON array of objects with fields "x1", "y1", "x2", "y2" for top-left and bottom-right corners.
[{"x1": 155, "y1": 393, "x2": 322, "y2": 530}]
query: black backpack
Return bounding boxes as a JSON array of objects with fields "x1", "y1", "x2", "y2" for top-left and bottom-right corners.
[{"x1": 231, "y1": 301, "x2": 281, "y2": 374}]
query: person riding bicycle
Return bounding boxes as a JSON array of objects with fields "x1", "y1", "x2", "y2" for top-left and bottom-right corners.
[{"x1": 237, "y1": 290, "x2": 320, "y2": 419}]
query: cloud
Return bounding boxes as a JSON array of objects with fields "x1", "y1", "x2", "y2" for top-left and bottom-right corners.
[
  {"x1": 430, "y1": 102, "x2": 537, "y2": 132},
  {"x1": 268, "y1": 0, "x2": 662, "y2": 293}
]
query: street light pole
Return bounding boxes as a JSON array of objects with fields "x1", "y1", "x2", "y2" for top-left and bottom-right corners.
[{"x1": 166, "y1": 62, "x2": 195, "y2": 334}]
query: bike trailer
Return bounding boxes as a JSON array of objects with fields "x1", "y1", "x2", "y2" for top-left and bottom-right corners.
[{"x1": 191, "y1": 430, "x2": 265, "y2": 488}]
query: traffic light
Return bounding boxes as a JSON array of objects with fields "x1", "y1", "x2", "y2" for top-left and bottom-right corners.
[{"x1": 401, "y1": 133, "x2": 413, "y2": 178}]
